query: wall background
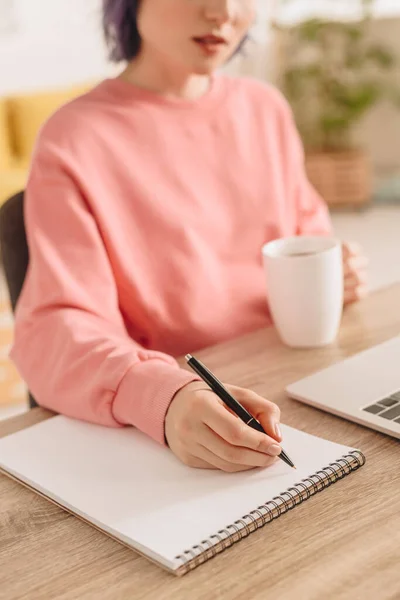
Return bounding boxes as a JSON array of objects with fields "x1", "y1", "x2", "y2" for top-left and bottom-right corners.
[{"x1": 0, "y1": 0, "x2": 109, "y2": 95}]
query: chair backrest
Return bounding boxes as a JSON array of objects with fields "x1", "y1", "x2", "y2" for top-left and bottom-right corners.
[
  {"x1": 0, "y1": 191, "x2": 37, "y2": 408},
  {"x1": 0, "y1": 191, "x2": 29, "y2": 311}
]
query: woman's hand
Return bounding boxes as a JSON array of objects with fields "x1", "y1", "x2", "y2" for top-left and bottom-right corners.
[
  {"x1": 342, "y1": 242, "x2": 369, "y2": 305},
  {"x1": 165, "y1": 381, "x2": 282, "y2": 472}
]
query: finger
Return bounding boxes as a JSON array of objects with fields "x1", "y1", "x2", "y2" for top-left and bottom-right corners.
[
  {"x1": 344, "y1": 285, "x2": 369, "y2": 304},
  {"x1": 342, "y1": 241, "x2": 363, "y2": 258},
  {"x1": 344, "y1": 271, "x2": 368, "y2": 288},
  {"x1": 199, "y1": 423, "x2": 280, "y2": 466},
  {"x1": 201, "y1": 395, "x2": 282, "y2": 454},
  {"x1": 343, "y1": 256, "x2": 369, "y2": 277},
  {"x1": 227, "y1": 385, "x2": 282, "y2": 442},
  {"x1": 195, "y1": 443, "x2": 275, "y2": 473}
]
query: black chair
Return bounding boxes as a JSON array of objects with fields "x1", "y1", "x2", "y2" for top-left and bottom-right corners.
[{"x1": 0, "y1": 191, "x2": 37, "y2": 408}]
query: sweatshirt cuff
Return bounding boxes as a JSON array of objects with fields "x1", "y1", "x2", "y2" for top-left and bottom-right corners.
[{"x1": 112, "y1": 359, "x2": 201, "y2": 445}]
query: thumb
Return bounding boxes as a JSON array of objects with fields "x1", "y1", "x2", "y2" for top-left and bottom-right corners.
[
  {"x1": 226, "y1": 385, "x2": 282, "y2": 443},
  {"x1": 342, "y1": 241, "x2": 362, "y2": 259}
]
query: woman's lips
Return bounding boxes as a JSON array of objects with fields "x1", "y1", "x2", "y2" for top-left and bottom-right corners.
[{"x1": 192, "y1": 35, "x2": 227, "y2": 56}]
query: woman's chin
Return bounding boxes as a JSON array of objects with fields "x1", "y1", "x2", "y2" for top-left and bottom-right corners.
[
  {"x1": 190, "y1": 59, "x2": 223, "y2": 75},
  {"x1": 192, "y1": 65, "x2": 215, "y2": 75},
  {"x1": 181, "y1": 45, "x2": 230, "y2": 75}
]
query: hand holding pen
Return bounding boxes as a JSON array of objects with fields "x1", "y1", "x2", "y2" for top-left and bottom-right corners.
[
  {"x1": 185, "y1": 355, "x2": 295, "y2": 469},
  {"x1": 164, "y1": 356, "x2": 295, "y2": 472}
]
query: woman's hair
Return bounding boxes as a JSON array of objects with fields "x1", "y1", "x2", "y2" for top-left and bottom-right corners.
[
  {"x1": 103, "y1": 0, "x2": 248, "y2": 63},
  {"x1": 103, "y1": 0, "x2": 141, "y2": 63}
]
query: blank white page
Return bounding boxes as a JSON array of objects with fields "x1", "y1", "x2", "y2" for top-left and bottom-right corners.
[{"x1": 0, "y1": 416, "x2": 357, "y2": 571}]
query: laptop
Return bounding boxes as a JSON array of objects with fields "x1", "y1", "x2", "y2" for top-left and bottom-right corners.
[{"x1": 285, "y1": 335, "x2": 400, "y2": 439}]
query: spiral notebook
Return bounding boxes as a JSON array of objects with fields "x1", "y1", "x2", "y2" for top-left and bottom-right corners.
[{"x1": 0, "y1": 416, "x2": 365, "y2": 576}]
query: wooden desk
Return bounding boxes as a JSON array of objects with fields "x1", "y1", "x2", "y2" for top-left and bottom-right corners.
[{"x1": 1, "y1": 284, "x2": 400, "y2": 600}]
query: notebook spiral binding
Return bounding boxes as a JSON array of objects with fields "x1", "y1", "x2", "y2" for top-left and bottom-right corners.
[{"x1": 175, "y1": 450, "x2": 365, "y2": 575}]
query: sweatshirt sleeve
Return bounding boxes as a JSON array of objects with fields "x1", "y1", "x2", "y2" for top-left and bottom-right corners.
[
  {"x1": 10, "y1": 138, "x2": 199, "y2": 445},
  {"x1": 276, "y1": 89, "x2": 333, "y2": 236}
]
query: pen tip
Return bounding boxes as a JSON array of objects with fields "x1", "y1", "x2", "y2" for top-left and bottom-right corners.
[
  {"x1": 185, "y1": 354, "x2": 192, "y2": 361},
  {"x1": 293, "y1": 465, "x2": 297, "y2": 469}
]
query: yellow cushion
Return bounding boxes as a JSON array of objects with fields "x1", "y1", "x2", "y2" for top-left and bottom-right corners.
[
  {"x1": 7, "y1": 84, "x2": 90, "y2": 162},
  {"x1": 0, "y1": 165, "x2": 28, "y2": 207},
  {"x1": 0, "y1": 100, "x2": 12, "y2": 170}
]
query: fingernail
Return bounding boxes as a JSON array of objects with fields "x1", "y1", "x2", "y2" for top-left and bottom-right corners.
[
  {"x1": 275, "y1": 423, "x2": 282, "y2": 441},
  {"x1": 268, "y1": 444, "x2": 282, "y2": 457}
]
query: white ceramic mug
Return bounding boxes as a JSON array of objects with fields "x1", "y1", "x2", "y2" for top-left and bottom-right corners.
[{"x1": 262, "y1": 236, "x2": 344, "y2": 348}]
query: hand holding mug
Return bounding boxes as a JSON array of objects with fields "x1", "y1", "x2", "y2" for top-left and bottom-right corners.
[{"x1": 342, "y1": 242, "x2": 369, "y2": 305}]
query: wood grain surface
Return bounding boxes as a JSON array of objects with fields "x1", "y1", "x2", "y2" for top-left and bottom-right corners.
[{"x1": 1, "y1": 284, "x2": 400, "y2": 600}]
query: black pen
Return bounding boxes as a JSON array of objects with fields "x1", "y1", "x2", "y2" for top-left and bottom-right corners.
[{"x1": 185, "y1": 354, "x2": 296, "y2": 469}]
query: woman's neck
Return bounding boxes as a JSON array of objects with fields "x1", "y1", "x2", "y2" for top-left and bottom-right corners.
[{"x1": 119, "y1": 52, "x2": 211, "y2": 101}]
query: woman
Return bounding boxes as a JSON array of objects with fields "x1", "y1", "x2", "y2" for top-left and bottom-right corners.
[{"x1": 11, "y1": 0, "x2": 368, "y2": 472}]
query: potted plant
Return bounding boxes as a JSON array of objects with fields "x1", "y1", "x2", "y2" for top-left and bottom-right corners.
[{"x1": 272, "y1": 0, "x2": 400, "y2": 208}]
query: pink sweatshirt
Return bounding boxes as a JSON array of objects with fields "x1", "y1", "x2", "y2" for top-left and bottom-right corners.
[{"x1": 11, "y1": 74, "x2": 332, "y2": 444}]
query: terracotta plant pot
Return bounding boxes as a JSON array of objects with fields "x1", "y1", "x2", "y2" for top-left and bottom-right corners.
[{"x1": 305, "y1": 149, "x2": 372, "y2": 209}]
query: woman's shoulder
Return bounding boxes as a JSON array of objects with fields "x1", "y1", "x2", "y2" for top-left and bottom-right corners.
[
  {"x1": 35, "y1": 81, "x2": 115, "y2": 148},
  {"x1": 221, "y1": 73, "x2": 293, "y2": 119}
]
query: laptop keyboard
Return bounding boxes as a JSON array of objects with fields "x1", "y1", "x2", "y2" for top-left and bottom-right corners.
[{"x1": 363, "y1": 391, "x2": 400, "y2": 424}]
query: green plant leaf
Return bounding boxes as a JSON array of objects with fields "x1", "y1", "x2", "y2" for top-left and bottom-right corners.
[
  {"x1": 331, "y1": 82, "x2": 381, "y2": 113},
  {"x1": 344, "y1": 24, "x2": 364, "y2": 42},
  {"x1": 274, "y1": 0, "x2": 400, "y2": 149},
  {"x1": 283, "y1": 64, "x2": 324, "y2": 102},
  {"x1": 297, "y1": 18, "x2": 325, "y2": 42},
  {"x1": 366, "y1": 45, "x2": 396, "y2": 68},
  {"x1": 320, "y1": 115, "x2": 351, "y2": 133}
]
